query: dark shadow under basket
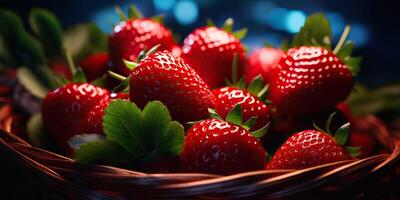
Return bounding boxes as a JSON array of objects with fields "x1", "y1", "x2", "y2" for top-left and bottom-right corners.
[{"x1": 1, "y1": 113, "x2": 400, "y2": 199}]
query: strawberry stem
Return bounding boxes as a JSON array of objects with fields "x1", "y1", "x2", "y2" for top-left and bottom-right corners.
[
  {"x1": 114, "y1": 6, "x2": 127, "y2": 21},
  {"x1": 231, "y1": 53, "x2": 238, "y2": 84},
  {"x1": 333, "y1": 25, "x2": 351, "y2": 54},
  {"x1": 108, "y1": 70, "x2": 127, "y2": 81},
  {"x1": 65, "y1": 48, "x2": 76, "y2": 74}
]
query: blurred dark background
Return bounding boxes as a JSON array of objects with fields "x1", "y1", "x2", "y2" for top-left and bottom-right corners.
[{"x1": 1, "y1": 0, "x2": 399, "y2": 87}]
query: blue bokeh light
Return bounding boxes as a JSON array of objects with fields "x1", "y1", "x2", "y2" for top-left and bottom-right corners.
[
  {"x1": 91, "y1": 7, "x2": 121, "y2": 33},
  {"x1": 349, "y1": 24, "x2": 370, "y2": 47},
  {"x1": 285, "y1": 10, "x2": 306, "y2": 33},
  {"x1": 174, "y1": 0, "x2": 199, "y2": 25},
  {"x1": 326, "y1": 12, "x2": 345, "y2": 39},
  {"x1": 153, "y1": 0, "x2": 176, "y2": 11},
  {"x1": 265, "y1": 8, "x2": 289, "y2": 30}
]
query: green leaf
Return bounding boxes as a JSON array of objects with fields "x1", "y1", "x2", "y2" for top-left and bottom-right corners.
[
  {"x1": 159, "y1": 121, "x2": 185, "y2": 155},
  {"x1": 280, "y1": 39, "x2": 290, "y2": 51},
  {"x1": 123, "y1": 59, "x2": 137, "y2": 70},
  {"x1": 75, "y1": 140, "x2": 133, "y2": 164},
  {"x1": 334, "y1": 122, "x2": 350, "y2": 145},
  {"x1": 345, "y1": 146, "x2": 361, "y2": 157},
  {"x1": 251, "y1": 122, "x2": 270, "y2": 138},
  {"x1": 96, "y1": 100, "x2": 185, "y2": 165},
  {"x1": 247, "y1": 75, "x2": 264, "y2": 96},
  {"x1": 292, "y1": 13, "x2": 332, "y2": 50},
  {"x1": 208, "y1": 108, "x2": 223, "y2": 120},
  {"x1": 16, "y1": 67, "x2": 49, "y2": 98},
  {"x1": 325, "y1": 112, "x2": 337, "y2": 135},
  {"x1": 242, "y1": 117, "x2": 257, "y2": 130},
  {"x1": 232, "y1": 28, "x2": 247, "y2": 40},
  {"x1": 346, "y1": 57, "x2": 362, "y2": 76},
  {"x1": 142, "y1": 101, "x2": 172, "y2": 150},
  {"x1": 103, "y1": 99, "x2": 146, "y2": 157},
  {"x1": 128, "y1": 5, "x2": 144, "y2": 19},
  {"x1": 222, "y1": 18, "x2": 234, "y2": 32},
  {"x1": 225, "y1": 104, "x2": 243, "y2": 126},
  {"x1": 151, "y1": 15, "x2": 164, "y2": 24},
  {"x1": 336, "y1": 41, "x2": 355, "y2": 61},
  {"x1": 72, "y1": 68, "x2": 87, "y2": 83},
  {"x1": 257, "y1": 84, "x2": 269, "y2": 101},
  {"x1": 206, "y1": 18, "x2": 215, "y2": 27},
  {"x1": 27, "y1": 113, "x2": 48, "y2": 147},
  {"x1": 235, "y1": 77, "x2": 246, "y2": 90},
  {"x1": 29, "y1": 8, "x2": 63, "y2": 57}
]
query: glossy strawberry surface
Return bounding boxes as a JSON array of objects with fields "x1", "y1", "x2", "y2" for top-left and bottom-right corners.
[
  {"x1": 129, "y1": 51, "x2": 216, "y2": 123},
  {"x1": 80, "y1": 52, "x2": 110, "y2": 82},
  {"x1": 109, "y1": 18, "x2": 176, "y2": 76},
  {"x1": 266, "y1": 130, "x2": 351, "y2": 170},
  {"x1": 213, "y1": 87, "x2": 270, "y2": 130},
  {"x1": 42, "y1": 83, "x2": 110, "y2": 154},
  {"x1": 180, "y1": 119, "x2": 266, "y2": 175},
  {"x1": 182, "y1": 26, "x2": 246, "y2": 88},
  {"x1": 245, "y1": 47, "x2": 284, "y2": 84},
  {"x1": 269, "y1": 46, "x2": 353, "y2": 116}
]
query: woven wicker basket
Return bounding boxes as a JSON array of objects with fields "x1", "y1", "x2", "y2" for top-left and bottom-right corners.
[{"x1": 1, "y1": 80, "x2": 400, "y2": 199}]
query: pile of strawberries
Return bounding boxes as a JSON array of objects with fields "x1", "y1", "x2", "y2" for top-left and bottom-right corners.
[{"x1": 2, "y1": 7, "x2": 380, "y2": 175}]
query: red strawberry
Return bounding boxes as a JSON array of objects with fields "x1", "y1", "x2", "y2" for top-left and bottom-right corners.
[
  {"x1": 50, "y1": 59, "x2": 72, "y2": 80},
  {"x1": 348, "y1": 131, "x2": 376, "y2": 158},
  {"x1": 266, "y1": 130, "x2": 352, "y2": 169},
  {"x1": 42, "y1": 83, "x2": 110, "y2": 154},
  {"x1": 269, "y1": 46, "x2": 353, "y2": 117},
  {"x1": 213, "y1": 86, "x2": 270, "y2": 130},
  {"x1": 80, "y1": 52, "x2": 110, "y2": 82},
  {"x1": 245, "y1": 47, "x2": 284, "y2": 84},
  {"x1": 180, "y1": 118, "x2": 266, "y2": 175},
  {"x1": 182, "y1": 26, "x2": 246, "y2": 88},
  {"x1": 129, "y1": 51, "x2": 216, "y2": 124},
  {"x1": 109, "y1": 18, "x2": 176, "y2": 76}
]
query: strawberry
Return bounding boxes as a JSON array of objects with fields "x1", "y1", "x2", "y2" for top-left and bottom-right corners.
[
  {"x1": 109, "y1": 18, "x2": 176, "y2": 76},
  {"x1": 348, "y1": 131, "x2": 376, "y2": 158},
  {"x1": 212, "y1": 86, "x2": 270, "y2": 130},
  {"x1": 182, "y1": 25, "x2": 247, "y2": 88},
  {"x1": 79, "y1": 52, "x2": 110, "y2": 82},
  {"x1": 269, "y1": 46, "x2": 353, "y2": 117},
  {"x1": 129, "y1": 51, "x2": 216, "y2": 124},
  {"x1": 266, "y1": 129, "x2": 352, "y2": 170},
  {"x1": 41, "y1": 83, "x2": 110, "y2": 154},
  {"x1": 180, "y1": 118, "x2": 266, "y2": 175},
  {"x1": 50, "y1": 59, "x2": 72, "y2": 80},
  {"x1": 245, "y1": 47, "x2": 284, "y2": 85}
]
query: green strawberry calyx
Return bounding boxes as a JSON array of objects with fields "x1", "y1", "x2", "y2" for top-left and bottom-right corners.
[
  {"x1": 114, "y1": 5, "x2": 164, "y2": 24},
  {"x1": 291, "y1": 13, "x2": 361, "y2": 76},
  {"x1": 225, "y1": 55, "x2": 270, "y2": 104},
  {"x1": 206, "y1": 18, "x2": 247, "y2": 40},
  {"x1": 313, "y1": 112, "x2": 361, "y2": 157},
  {"x1": 107, "y1": 44, "x2": 161, "y2": 93},
  {"x1": 207, "y1": 104, "x2": 270, "y2": 138}
]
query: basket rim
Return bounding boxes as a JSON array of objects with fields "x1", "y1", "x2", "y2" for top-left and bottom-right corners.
[{"x1": 1, "y1": 122, "x2": 400, "y2": 199}]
